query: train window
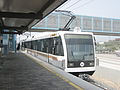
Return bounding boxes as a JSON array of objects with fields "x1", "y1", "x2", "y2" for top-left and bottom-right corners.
[
  {"x1": 37, "y1": 40, "x2": 41, "y2": 51},
  {"x1": 45, "y1": 38, "x2": 53, "y2": 54},
  {"x1": 52, "y1": 37, "x2": 64, "y2": 56},
  {"x1": 39, "y1": 40, "x2": 42, "y2": 51},
  {"x1": 35, "y1": 40, "x2": 37, "y2": 50},
  {"x1": 32, "y1": 40, "x2": 36, "y2": 50},
  {"x1": 39, "y1": 39, "x2": 47, "y2": 53},
  {"x1": 31, "y1": 41, "x2": 33, "y2": 49},
  {"x1": 41, "y1": 40, "x2": 44, "y2": 52},
  {"x1": 65, "y1": 34, "x2": 94, "y2": 61},
  {"x1": 26, "y1": 37, "x2": 64, "y2": 56},
  {"x1": 44, "y1": 39, "x2": 49, "y2": 53},
  {"x1": 29, "y1": 41, "x2": 31, "y2": 49},
  {"x1": 25, "y1": 41, "x2": 31, "y2": 49}
]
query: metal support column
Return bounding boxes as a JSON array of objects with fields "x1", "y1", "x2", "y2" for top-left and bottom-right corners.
[
  {"x1": 2, "y1": 32, "x2": 9, "y2": 55},
  {"x1": 12, "y1": 34, "x2": 17, "y2": 53}
]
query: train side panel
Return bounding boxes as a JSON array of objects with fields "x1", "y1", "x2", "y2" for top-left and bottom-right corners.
[{"x1": 27, "y1": 49, "x2": 65, "y2": 69}]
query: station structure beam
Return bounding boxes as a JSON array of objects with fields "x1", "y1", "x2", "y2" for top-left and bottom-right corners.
[{"x1": 0, "y1": 12, "x2": 43, "y2": 19}]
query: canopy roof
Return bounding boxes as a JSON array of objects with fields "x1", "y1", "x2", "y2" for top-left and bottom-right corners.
[{"x1": 0, "y1": 0, "x2": 67, "y2": 34}]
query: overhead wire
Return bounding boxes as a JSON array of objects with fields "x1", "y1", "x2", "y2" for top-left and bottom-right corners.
[
  {"x1": 58, "y1": 0, "x2": 94, "y2": 12},
  {"x1": 58, "y1": 0, "x2": 72, "y2": 9},
  {"x1": 71, "y1": 0, "x2": 95, "y2": 11},
  {"x1": 65, "y1": 0, "x2": 83, "y2": 10}
]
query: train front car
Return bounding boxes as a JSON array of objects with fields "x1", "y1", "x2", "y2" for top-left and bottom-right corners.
[{"x1": 63, "y1": 33, "x2": 95, "y2": 76}]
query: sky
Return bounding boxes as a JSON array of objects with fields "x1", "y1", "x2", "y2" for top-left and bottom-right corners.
[
  {"x1": 57, "y1": 0, "x2": 120, "y2": 42},
  {"x1": 58, "y1": 0, "x2": 120, "y2": 19},
  {"x1": 18, "y1": 0, "x2": 120, "y2": 42}
]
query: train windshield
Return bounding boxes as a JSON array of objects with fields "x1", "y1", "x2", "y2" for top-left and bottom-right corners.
[{"x1": 65, "y1": 34, "x2": 95, "y2": 67}]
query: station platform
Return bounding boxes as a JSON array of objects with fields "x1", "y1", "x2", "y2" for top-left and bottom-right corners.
[
  {"x1": 0, "y1": 52, "x2": 77, "y2": 90},
  {"x1": 0, "y1": 51, "x2": 102, "y2": 90}
]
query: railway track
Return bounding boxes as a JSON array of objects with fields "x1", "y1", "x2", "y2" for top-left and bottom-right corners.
[{"x1": 78, "y1": 74, "x2": 107, "y2": 90}]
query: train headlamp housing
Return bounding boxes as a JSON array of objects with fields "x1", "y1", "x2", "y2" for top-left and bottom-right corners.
[
  {"x1": 89, "y1": 62, "x2": 94, "y2": 66},
  {"x1": 69, "y1": 63, "x2": 74, "y2": 67}
]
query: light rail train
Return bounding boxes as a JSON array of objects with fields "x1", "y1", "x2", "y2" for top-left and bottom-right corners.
[{"x1": 23, "y1": 31, "x2": 96, "y2": 76}]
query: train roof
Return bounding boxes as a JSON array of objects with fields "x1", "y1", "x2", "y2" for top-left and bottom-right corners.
[{"x1": 25, "y1": 31, "x2": 94, "y2": 41}]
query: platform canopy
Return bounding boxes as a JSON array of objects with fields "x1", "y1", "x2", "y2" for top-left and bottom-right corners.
[{"x1": 0, "y1": 0, "x2": 67, "y2": 34}]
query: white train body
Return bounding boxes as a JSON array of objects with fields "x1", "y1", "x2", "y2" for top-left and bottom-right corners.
[{"x1": 24, "y1": 31, "x2": 96, "y2": 75}]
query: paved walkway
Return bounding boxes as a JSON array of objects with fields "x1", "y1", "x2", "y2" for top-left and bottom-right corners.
[{"x1": 0, "y1": 52, "x2": 77, "y2": 90}]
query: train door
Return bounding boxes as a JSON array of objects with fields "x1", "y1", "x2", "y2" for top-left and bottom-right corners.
[{"x1": 47, "y1": 37, "x2": 64, "y2": 68}]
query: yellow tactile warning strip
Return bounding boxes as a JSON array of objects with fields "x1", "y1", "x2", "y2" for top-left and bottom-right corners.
[{"x1": 25, "y1": 53, "x2": 84, "y2": 90}]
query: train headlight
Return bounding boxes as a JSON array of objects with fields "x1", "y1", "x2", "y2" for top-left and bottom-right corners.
[
  {"x1": 90, "y1": 62, "x2": 94, "y2": 66},
  {"x1": 69, "y1": 63, "x2": 74, "y2": 67}
]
